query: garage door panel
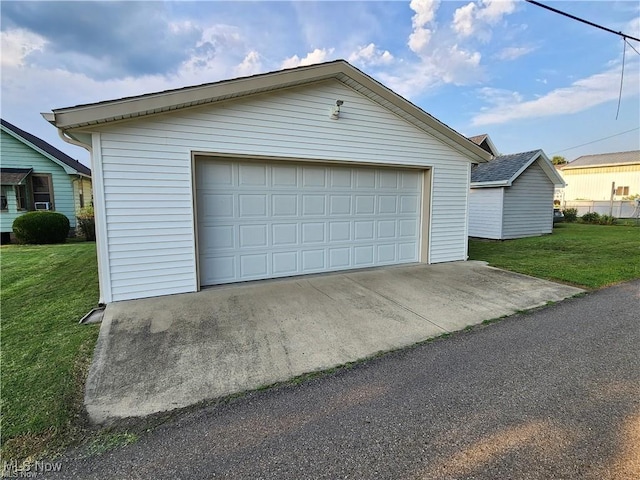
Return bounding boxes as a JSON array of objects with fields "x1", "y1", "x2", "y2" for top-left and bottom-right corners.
[{"x1": 197, "y1": 160, "x2": 422, "y2": 286}]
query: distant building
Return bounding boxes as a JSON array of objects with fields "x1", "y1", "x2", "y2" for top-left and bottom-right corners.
[
  {"x1": 557, "y1": 150, "x2": 640, "y2": 201},
  {"x1": 1, "y1": 119, "x2": 92, "y2": 242}
]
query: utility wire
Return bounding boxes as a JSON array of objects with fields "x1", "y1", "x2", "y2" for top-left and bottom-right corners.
[
  {"x1": 551, "y1": 127, "x2": 640, "y2": 155},
  {"x1": 626, "y1": 39, "x2": 640, "y2": 56},
  {"x1": 615, "y1": 40, "x2": 626, "y2": 120},
  {"x1": 525, "y1": 0, "x2": 640, "y2": 42}
]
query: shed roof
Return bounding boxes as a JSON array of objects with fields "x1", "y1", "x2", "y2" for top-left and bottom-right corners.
[
  {"x1": 562, "y1": 150, "x2": 640, "y2": 170},
  {"x1": 1, "y1": 119, "x2": 91, "y2": 176},
  {"x1": 43, "y1": 60, "x2": 491, "y2": 163},
  {"x1": 471, "y1": 150, "x2": 565, "y2": 188}
]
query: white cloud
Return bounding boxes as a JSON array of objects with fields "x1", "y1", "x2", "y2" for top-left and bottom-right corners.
[
  {"x1": 495, "y1": 45, "x2": 536, "y2": 61},
  {"x1": 234, "y1": 51, "x2": 262, "y2": 77},
  {"x1": 408, "y1": 28, "x2": 433, "y2": 55},
  {"x1": 348, "y1": 43, "x2": 394, "y2": 66},
  {"x1": 0, "y1": 28, "x2": 47, "y2": 67},
  {"x1": 478, "y1": 0, "x2": 516, "y2": 23},
  {"x1": 408, "y1": 0, "x2": 440, "y2": 55},
  {"x1": 472, "y1": 61, "x2": 640, "y2": 126},
  {"x1": 453, "y1": 0, "x2": 516, "y2": 40},
  {"x1": 627, "y1": 16, "x2": 640, "y2": 39},
  {"x1": 410, "y1": 0, "x2": 439, "y2": 27},
  {"x1": 281, "y1": 48, "x2": 334, "y2": 69},
  {"x1": 452, "y1": 3, "x2": 476, "y2": 37},
  {"x1": 379, "y1": 44, "x2": 482, "y2": 98}
]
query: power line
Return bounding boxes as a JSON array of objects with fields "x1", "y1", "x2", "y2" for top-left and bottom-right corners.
[
  {"x1": 615, "y1": 40, "x2": 626, "y2": 120},
  {"x1": 626, "y1": 39, "x2": 640, "y2": 56},
  {"x1": 524, "y1": 1, "x2": 640, "y2": 42},
  {"x1": 551, "y1": 127, "x2": 640, "y2": 155}
]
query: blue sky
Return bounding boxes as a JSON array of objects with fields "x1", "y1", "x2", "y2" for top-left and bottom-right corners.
[{"x1": 1, "y1": 1, "x2": 639, "y2": 167}]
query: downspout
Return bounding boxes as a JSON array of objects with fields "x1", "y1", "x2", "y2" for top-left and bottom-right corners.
[{"x1": 57, "y1": 128, "x2": 91, "y2": 153}]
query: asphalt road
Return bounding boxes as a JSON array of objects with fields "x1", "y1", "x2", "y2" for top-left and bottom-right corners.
[{"x1": 45, "y1": 280, "x2": 639, "y2": 479}]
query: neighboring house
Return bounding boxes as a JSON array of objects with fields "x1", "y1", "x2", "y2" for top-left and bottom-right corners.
[
  {"x1": 0, "y1": 119, "x2": 92, "y2": 242},
  {"x1": 468, "y1": 149, "x2": 565, "y2": 240},
  {"x1": 556, "y1": 150, "x2": 640, "y2": 201},
  {"x1": 44, "y1": 60, "x2": 491, "y2": 304},
  {"x1": 468, "y1": 134, "x2": 499, "y2": 157}
]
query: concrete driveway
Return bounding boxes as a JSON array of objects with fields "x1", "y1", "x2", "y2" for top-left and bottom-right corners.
[{"x1": 85, "y1": 261, "x2": 583, "y2": 423}]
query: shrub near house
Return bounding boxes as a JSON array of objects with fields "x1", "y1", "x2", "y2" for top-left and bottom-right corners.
[
  {"x1": 76, "y1": 206, "x2": 95, "y2": 241},
  {"x1": 12, "y1": 211, "x2": 70, "y2": 244}
]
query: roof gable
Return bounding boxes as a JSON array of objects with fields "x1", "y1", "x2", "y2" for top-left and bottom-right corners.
[
  {"x1": 44, "y1": 60, "x2": 491, "y2": 163},
  {"x1": 0, "y1": 119, "x2": 91, "y2": 177},
  {"x1": 562, "y1": 150, "x2": 640, "y2": 169},
  {"x1": 468, "y1": 133, "x2": 499, "y2": 157},
  {"x1": 471, "y1": 150, "x2": 565, "y2": 188}
]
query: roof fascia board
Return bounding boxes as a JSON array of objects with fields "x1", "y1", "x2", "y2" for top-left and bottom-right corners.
[
  {"x1": 507, "y1": 151, "x2": 540, "y2": 186},
  {"x1": 470, "y1": 180, "x2": 509, "y2": 188},
  {"x1": 563, "y1": 161, "x2": 640, "y2": 170},
  {"x1": 50, "y1": 60, "x2": 491, "y2": 163},
  {"x1": 336, "y1": 65, "x2": 491, "y2": 163},
  {"x1": 51, "y1": 63, "x2": 345, "y2": 130},
  {"x1": 484, "y1": 136, "x2": 499, "y2": 156},
  {"x1": 535, "y1": 152, "x2": 566, "y2": 186},
  {"x1": 1, "y1": 124, "x2": 77, "y2": 175}
]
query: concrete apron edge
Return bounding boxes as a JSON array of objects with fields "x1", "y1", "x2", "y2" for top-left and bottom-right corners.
[{"x1": 83, "y1": 264, "x2": 585, "y2": 424}]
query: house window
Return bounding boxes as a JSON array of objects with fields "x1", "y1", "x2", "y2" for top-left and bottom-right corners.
[
  {"x1": 615, "y1": 186, "x2": 629, "y2": 196},
  {"x1": 1, "y1": 193, "x2": 7, "y2": 211},
  {"x1": 79, "y1": 191, "x2": 84, "y2": 208},
  {"x1": 15, "y1": 185, "x2": 27, "y2": 210},
  {"x1": 31, "y1": 174, "x2": 53, "y2": 209}
]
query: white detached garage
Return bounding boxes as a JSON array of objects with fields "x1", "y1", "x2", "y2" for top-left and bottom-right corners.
[{"x1": 44, "y1": 60, "x2": 490, "y2": 303}]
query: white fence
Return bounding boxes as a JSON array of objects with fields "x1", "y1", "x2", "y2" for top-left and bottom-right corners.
[{"x1": 561, "y1": 200, "x2": 639, "y2": 218}]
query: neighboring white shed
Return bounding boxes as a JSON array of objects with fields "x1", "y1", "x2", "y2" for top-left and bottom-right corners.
[
  {"x1": 44, "y1": 60, "x2": 490, "y2": 303},
  {"x1": 469, "y1": 150, "x2": 565, "y2": 240}
]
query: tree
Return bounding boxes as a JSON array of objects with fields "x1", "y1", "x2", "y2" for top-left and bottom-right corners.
[{"x1": 552, "y1": 155, "x2": 567, "y2": 165}]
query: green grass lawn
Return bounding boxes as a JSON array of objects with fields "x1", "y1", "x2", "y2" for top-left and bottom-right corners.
[
  {"x1": 1, "y1": 242, "x2": 100, "y2": 460},
  {"x1": 1, "y1": 223, "x2": 638, "y2": 462},
  {"x1": 469, "y1": 222, "x2": 640, "y2": 289}
]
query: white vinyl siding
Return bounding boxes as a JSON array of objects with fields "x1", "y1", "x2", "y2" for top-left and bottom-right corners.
[
  {"x1": 94, "y1": 80, "x2": 472, "y2": 301},
  {"x1": 468, "y1": 188, "x2": 504, "y2": 239},
  {"x1": 0, "y1": 130, "x2": 77, "y2": 230},
  {"x1": 502, "y1": 162, "x2": 554, "y2": 239}
]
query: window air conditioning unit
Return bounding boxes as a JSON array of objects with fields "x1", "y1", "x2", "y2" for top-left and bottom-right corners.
[{"x1": 34, "y1": 202, "x2": 51, "y2": 210}]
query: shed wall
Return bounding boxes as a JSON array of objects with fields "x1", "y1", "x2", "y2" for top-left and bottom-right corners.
[
  {"x1": 502, "y1": 162, "x2": 554, "y2": 239},
  {"x1": 468, "y1": 188, "x2": 503, "y2": 239}
]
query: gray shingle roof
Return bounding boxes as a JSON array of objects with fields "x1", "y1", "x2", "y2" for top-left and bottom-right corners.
[
  {"x1": 1, "y1": 118, "x2": 91, "y2": 176},
  {"x1": 562, "y1": 150, "x2": 640, "y2": 169},
  {"x1": 471, "y1": 150, "x2": 541, "y2": 184}
]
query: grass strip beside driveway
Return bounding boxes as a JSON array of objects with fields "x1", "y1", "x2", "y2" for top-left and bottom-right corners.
[
  {"x1": 1, "y1": 242, "x2": 100, "y2": 460},
  {"x1": 469, "y1": 223, "x2": 640, "y2": 289}
]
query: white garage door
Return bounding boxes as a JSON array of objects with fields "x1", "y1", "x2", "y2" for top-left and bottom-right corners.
[{"x1": 196, "y1": 158, "x2": 423, "y2": 286}]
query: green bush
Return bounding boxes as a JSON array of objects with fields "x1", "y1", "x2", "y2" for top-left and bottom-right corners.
[
  {"x1": 76, "y1": 206, "x2": 95, "y2": 241},
  {"x1": 598, "y1": 214, "x2": 616, "y2": 225},
  {"x1": 563, "y1": 208, "x2": 578, "y2": 222},
  {"x1": 12, "y1": 211, "x2": 70, "y2": 244},
  {"x1": 581, "y1": 212, "x2": 600, "y2": 224}
]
